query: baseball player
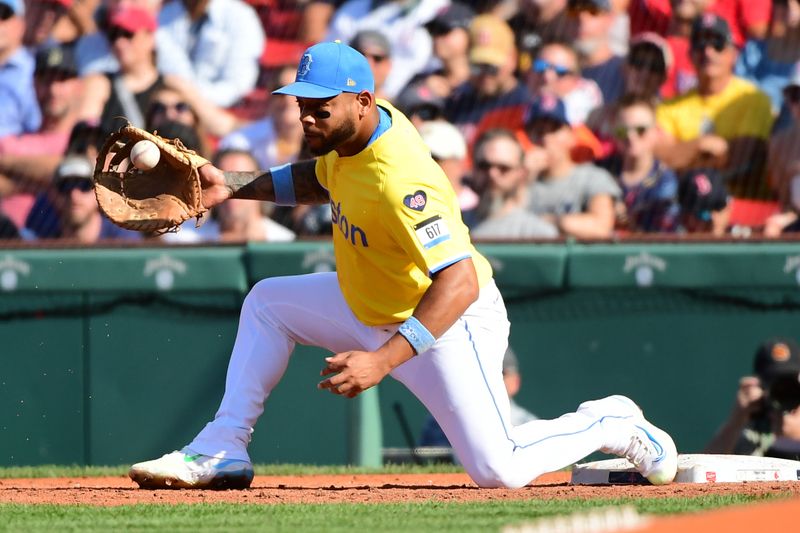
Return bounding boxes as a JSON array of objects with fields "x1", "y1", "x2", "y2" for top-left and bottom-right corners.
[{"x1": 129, "y1": 42, "x2": 678, "y2": 489}]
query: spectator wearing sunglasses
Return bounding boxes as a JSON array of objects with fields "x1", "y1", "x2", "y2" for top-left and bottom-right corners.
[
  {"x1": 29, "y1": 154, "x2": 141, "y2": 242},
  {"x1": 74, "y1": 0, "x2": 163, "y2": 78},
  {"x1": 764, "y1": 64, "x2": 800, "y2": 237},
  {"x1": 610, "y1": 96, "x2": 680, "y2": 233},
  {"x1": 656, "y1": 14, "x2": 773, "y2": 203},
  {"x1": 566, "y1": 0, "x2": 625, "y2": 105},
  {"x1": 77, "y1": 7, "x2": 165, "y2": 138},
  {"x1": 422, "y1": 2, "x2": 474, "y2": 94},
  {"x1": 659, "y1": 0, "x2": 708, "y2": 99},
  {"x1": 444, "y1": 14, "x2": 530, "y2": 145},
  {"x1": 524, "y1": 95, "x2": 620, "y2": 239},
  {"x1": 145, "y1": 86, "x2": 214, "y2": 159},
  {"x1": 350, "y1": 30, "x2": 393, "y2": 101},
  {"x1": 467, "y1": 128, "x2": 558, "y2": 240},
  {"x1": 586, "y1": 33, "x2": 671, "y2": 157},
  {"x1": 0, "y1": 43, "x2": 84, "y2": 232},
  {"x1": 527, "y1": 42, "x2": 603, "y2": 126},
  {"x1": 0, "y1": 0, "x2": 42, "y2": 138}
]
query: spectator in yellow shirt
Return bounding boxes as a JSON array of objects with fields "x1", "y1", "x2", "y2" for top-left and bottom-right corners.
[{"x1": 655, "y1": 14, "x2": 774, "y2": 200}]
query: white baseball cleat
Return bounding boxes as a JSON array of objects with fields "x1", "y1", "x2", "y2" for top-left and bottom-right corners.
[
  {"x1": 581, "y1": 395, "x2": 679, "y2": 485},
  {"x1": 129, "y1": 447, "x2": 254, "y2": 489}
]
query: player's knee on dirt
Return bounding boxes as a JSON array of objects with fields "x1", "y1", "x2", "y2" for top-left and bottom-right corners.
[{"x1": 465, "y1": 457, "x2": 531, "y2": 489}]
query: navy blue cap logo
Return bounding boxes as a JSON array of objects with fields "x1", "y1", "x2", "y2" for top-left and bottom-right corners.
[
  {"x1": 403, "y1": 190, "x2": 427, "y2": 211},
  {"x1": 298, "y1": 53, "x2": 313, "y2": 78}
]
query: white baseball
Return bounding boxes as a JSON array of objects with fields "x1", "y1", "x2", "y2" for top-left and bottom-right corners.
[{"x1": 130, "y1": 140, "x2": 160, "y2": 171}]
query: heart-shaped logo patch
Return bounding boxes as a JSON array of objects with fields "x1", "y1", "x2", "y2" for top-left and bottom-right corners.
[{"x1": 403, "y1": 190, "x2": 427, "y2": 211}]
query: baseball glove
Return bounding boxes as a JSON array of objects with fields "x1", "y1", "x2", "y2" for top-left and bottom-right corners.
[{"x1": 94, "y1": 124, "x2": 210, "y2": 233}]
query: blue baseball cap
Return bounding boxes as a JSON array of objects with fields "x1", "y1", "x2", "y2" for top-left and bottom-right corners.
[
  {"x1": 524, "y1": 95, "x2": 569, "y2": 127},
  {"x1": 273, "y1": 41, "x2": 375, "y2": 99},
  {"x1": 0, "y1": 0, "x2": 24, "y2": 15}
]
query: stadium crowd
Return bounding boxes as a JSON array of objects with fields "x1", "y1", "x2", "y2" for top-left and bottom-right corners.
[{"x1": 1, "y1": 0, "x2": 800, "y2": 242}]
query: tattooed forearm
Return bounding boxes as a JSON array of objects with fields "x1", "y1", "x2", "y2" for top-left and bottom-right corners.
[
  {"x1": 226, "y1": 171, "x2": 276, "y2": 201},
  {"x1": 224, "y1": 159, "x2": 328, "y2": 204}
]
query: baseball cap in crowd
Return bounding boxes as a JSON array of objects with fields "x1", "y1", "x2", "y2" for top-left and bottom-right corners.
[
  {"x1": 425, "y1": 2, "x2": 475, "y2": 35},
  {"x1": 567, "y1": 0, "x2": 612, "y2": 14},
  {"x1": 108, "y1": 6, "x2": 158, "y2": 34},
  {"x1": 690, "y1": 13, "x2": 734, "y2": 51},
  {"x1": 629, "y1": 32, "x2": 672, "y2": 74},
  {"x1": 395, "y1": 81, "x2": 445, "y2": 120},
  {"x1": 55, "y1": 155, "x2": 93, "y2": 181},
  {"x1": 525, "y1": 95, "x2": 569, "y2": 127},
  {"x1": 469, "y1": 15, "x2": 516, "y2": 68},
  {"x1": 753, "y1": 338, "x2": 800, "y2": 381},
  {"x1": 0, "y1": 0, "x2": 23, "y2": 16},
  {"x1": 678, "y1": 168, "x2": 728, "y2": 220},
  {"x1": 54, "y1": 155, "x2": 94, "y2": 194},
  {"x1": 524, "y1": 95, "x2": 570, "y2": 142},
  {"x1": 418, "y1": 120, "x2": 467, "y2": 161},
  {"x1": 273, "y1": 41, "x2": 375, "y2": 99},
  {"x1": 35, "y1": 43, "x2": 79, "y2": 78},
  {"x1": 350, "y1": 30, "x2": 392, "y2": 59}
]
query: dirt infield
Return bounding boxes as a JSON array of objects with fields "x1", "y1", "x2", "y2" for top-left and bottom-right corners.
[{"x1": 1, "y1": 472, "x2": 799, "y2": 506}]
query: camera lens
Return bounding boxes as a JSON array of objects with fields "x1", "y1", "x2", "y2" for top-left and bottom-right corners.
[{"x1": 768, "y1": 373, "x2": 800, "y2": 412}]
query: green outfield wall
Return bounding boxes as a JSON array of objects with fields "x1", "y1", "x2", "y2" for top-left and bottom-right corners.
[{"x1": 0, "y1": 241, "x2": 799, "y2": 467}]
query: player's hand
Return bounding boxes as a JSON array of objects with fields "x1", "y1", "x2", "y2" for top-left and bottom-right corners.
[
  {"x1": 198, "y1": 163, "x2": 232, "y2": 209},
  {"x1": 734, "y1": 376, "x2": 765, "y2": 418},
  {"x1": 318, "y1": 350, "x2": 391, "y2": 398}
]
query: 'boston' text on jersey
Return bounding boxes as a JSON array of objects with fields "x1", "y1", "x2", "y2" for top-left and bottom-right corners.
[{"x1": 330, "y1": 199, "x2": 368, "y2": 247}]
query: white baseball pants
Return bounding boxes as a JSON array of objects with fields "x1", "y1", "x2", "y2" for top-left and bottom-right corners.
[{"x1": 189, "y1": 272, "x2": 615, "y2": 488}]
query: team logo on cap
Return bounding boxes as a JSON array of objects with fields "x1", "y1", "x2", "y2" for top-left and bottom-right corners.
[
  {"x1": 772, "y1": 343, "x2": 792, "y2": 362},
  {"x1": 298, "y1": 53, "x2": 313, "y2": 78},
  {"x1": 702, "y1": 13, "x2": 717, "y2": 28},
  {"x1": 694, "y1": 174, "x2": 712, "y2": 195}
]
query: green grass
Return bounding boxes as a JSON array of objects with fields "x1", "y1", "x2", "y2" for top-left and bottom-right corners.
[
  {"x1": 0, "y1": 463, "x2": 465, "y2": 479},
  {"x1": 0, "y1": 494, "x2": 781, "y2": 533}
]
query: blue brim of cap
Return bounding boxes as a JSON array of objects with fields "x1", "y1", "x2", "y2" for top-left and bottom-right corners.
[{"x1": 272, "y1": 81, "x2": 342, "y2": 98}]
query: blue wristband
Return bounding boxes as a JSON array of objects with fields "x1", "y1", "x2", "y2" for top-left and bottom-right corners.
[
  {"x1": 270, "y1": 163, "x2": 296, "y2": 206},
  {"x1": 398, "y1": 316, "x2": 435, "y2": 355}
]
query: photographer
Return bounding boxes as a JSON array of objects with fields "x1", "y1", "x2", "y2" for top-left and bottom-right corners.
[{"x1": 705, "y1": 338, "x2": 800, "y2": 458}]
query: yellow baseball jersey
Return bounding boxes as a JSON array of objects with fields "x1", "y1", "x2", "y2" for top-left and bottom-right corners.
[
  {"x1": 656, "y1": 77, "x2": 773, "y2": 142},
  {"x1": 315, "y1": 100, "x2": 493, "y2": 326},
  {"x1": 656, "y1": 76, "x2": 773, "y2": 198}
]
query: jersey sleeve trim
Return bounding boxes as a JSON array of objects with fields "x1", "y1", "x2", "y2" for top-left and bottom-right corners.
[{"x1": 429, "y1": 253, "x2": 471, "y2": 276}]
